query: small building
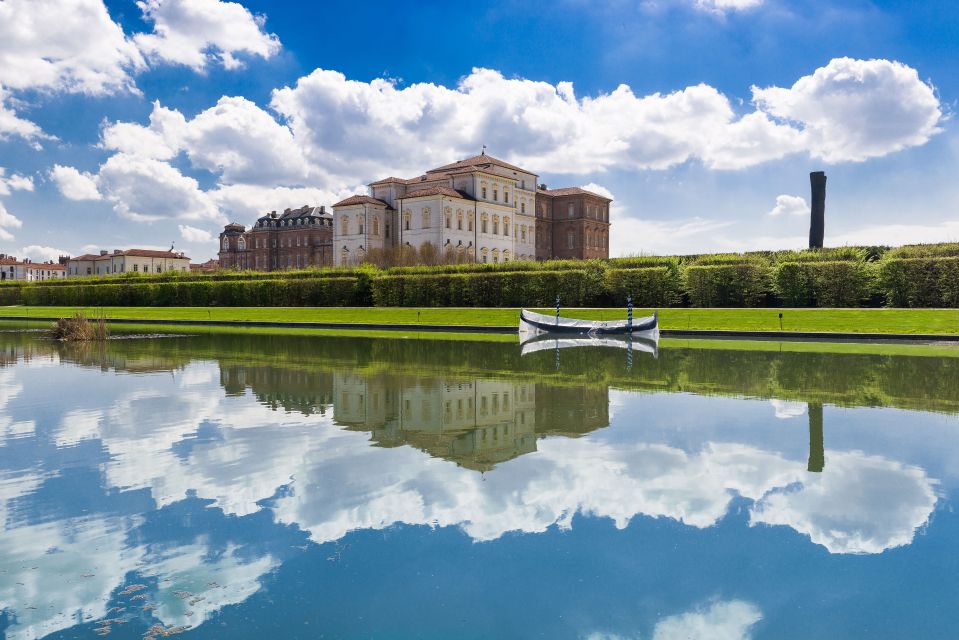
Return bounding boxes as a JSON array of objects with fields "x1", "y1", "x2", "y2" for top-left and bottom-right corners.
[
  {"x1": 218, "y1": 205, "x2": 334, "y2": 271},
  {"x1": 533, "y1": 186, "x2": 612, "y2": 260},
  {"x1": 0, "y1": 255, "x2": 68, "y2": 281},
  {"x1": 190, "y1": 259, "x2": 219, "y2": 273},
  {"x1": 67, "y1": 249, "x2": 190, "y2": 277}
]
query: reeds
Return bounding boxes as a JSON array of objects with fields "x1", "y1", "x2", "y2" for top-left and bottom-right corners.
[{"x1": 48, "y1": 312, "x2": 109, "y2": 341}]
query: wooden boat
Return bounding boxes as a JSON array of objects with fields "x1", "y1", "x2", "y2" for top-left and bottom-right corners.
[{"x1": 519, "y1": 308, "x2": 658, "y2": 338}]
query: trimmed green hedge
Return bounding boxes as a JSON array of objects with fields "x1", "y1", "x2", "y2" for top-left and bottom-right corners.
[
  {"x1": 685, "y1": 263, "x2": 771, "y2": 307},
  {"x1": 371, "y1": 270, "x2": 594, "y2": 307},
  {"x1": 773, "y1": 261, "x2": 873, "y2": 308},
  {"x1": 11, "y1": 277, "x2": 362, "y2": 307},
  {"x1": 878, "y1": 257, "x2": 959, "y2": 308},
  {"x1": 606, "y1": 266, "x2": 682, "y2": 307}
]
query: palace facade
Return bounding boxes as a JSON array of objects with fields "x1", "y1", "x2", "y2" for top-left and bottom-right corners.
[
  {"x1": 332, "y1": 153, "x2": 611, "y2": 266},
  {"x1": 66, "y1": 249, "x2": 189, "y2": 277},
  {"x1": 218, "y1": 205, "x2": 333, "y2": 270}
]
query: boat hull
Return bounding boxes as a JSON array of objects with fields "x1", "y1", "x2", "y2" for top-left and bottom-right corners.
[{"x1": 519, "y1": 309, "x2": 658, "y2": 338}]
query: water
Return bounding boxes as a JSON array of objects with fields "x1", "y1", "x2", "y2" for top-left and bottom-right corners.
[{"x1": 1, "y1": 327, "x2": 958, "y2": 639}]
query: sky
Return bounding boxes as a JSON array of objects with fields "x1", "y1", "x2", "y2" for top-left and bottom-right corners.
[{"x1": 0, "y1": 0, "x2": 957, "y2": 262}]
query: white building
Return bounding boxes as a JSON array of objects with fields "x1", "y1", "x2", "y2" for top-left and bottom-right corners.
[
  {"x1": 0, "y1": 255, "x2": 67, "y2": 281},
  {"x1": 67, "y1": 249, "x2": 190, "y2": 277},
  {"x1": 332, "y1": 153, "x2": 539, "y2": 266}
]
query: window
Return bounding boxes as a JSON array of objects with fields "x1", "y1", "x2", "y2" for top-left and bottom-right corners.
[
  {"x1": 493, "y1": 188, "x2": 498, "y2": 201},
  {"x1": 482, "y1": 186, "x2": 487, "y2": 199},
  {"x1": 492, "y1": 216, "x2": 499, "y2": 235},
  {"x1": 372, "y1": 217, "x2": 379, "y2": 236},
  {"x1": 385, "y1": 222, "x2": 391, "y2": 238},
  {"x1": 468, "y1": 213, "x2": 474, "y2": 232},
  {"x1": 503, "y1": 218, "x2": 510, "y2": 236},
  {"x1": 295, "y1": 236, "x2": 301, "y2": 247},
  {"x1": 481, "y1": 214, "x2": 488, "y2": 234},
  {"x1": 222, "y1": 237, "x2": 230, "y2": 250},
  {"x1": 422, "y1": 209, "x2": 430, "y2": 228},
  {"x1": 238, "y1": 237, "x2": 246, "y2": 250},
  {"x1": 156, "y1": 265, "x2": 162, "y2": 273},
  {"x1": 445, "y1": 212, "x2": 451, "y2": 229},
  {"x1": 586, "y1": 232, "x2": 591, "y2": 248},
  {"x1": 340, "y1": 216, "x2": 349, "y2": 235},
  {"x1": 457, "y1": 211, "x2": 463, "y2": 230},
  {"x1": 568, "y1": 203, "x2": 575, "y2": 218},
  {"x1": 521, "y1": 201, "x2": 525, "y2": 214},
  {"x1": 568, "y1": 232, "x2": 575, "y2": 249},
  {"x1": 504, "y1": 191, "x2": 509, "y2": 203},
  {"x1": 133, "y1": 264, "x2": 138, "y2": 272},
  {"x1": 357, "y1": 215, "x2": 364, "y2": 235},
  {"x1": 521, "y1": 226, "x2": 526, "y2": 242}
]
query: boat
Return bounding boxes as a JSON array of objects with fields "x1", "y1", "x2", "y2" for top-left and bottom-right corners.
[{"x1": 518, "y1": 308, "x2": 658, "y2": 339}]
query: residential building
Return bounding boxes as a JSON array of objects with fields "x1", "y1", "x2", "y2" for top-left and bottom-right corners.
[
  {"x1": 0, "y1": 255, "x2": 67, "y2": 281},
  {"x1": 218, "y1": 205, "x2": 333, "y2": 270},
  {"x1": 190, "y1": 259, "x2": 219, "y2": 273},
  {"x1": 331, "y1": 153, "x2": 610, "y2": 266},
  {"x1": 67, "y1": 249, "x2": 190, "y2": 277}
]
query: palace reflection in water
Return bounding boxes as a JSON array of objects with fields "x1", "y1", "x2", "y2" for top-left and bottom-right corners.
[{"x1": 0, "y1": 327, "x2": 957, "y2": 639}]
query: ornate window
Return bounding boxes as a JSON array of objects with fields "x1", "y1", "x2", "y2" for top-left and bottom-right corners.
[
  {"x1": 457, "y1": 210, "x2": 464, "y2": 230},
  {"x1": 445, "y1": 211, "x2": 451, "y2": 229},
  {"x1": 481, "y1": 185, "x2": 487, "y2": 199},
  {"x1": 521, "y1": 201, "x2": 525, "y2": 214},
  {"x1": 503, "y1": 250, "x2": 510, "y2": 262},
  {"x1": 237, "y1": 236, "x2": 246, "y2": 250},
  {"x1": 521, "y1": 226, "x2": 527, "y2": 242},
  {"x1": 504, "y1": 190, "x2": 509, "y2": 204},
  {"x1": 492, "y1": 215, "x2": 499, "y2": 235},
  {"x1": 481, "y1": 247, "x2": 489, "y2": 263},
  {"x1": 492, "y1": 248, "x2": 500, "y2": 263},
  {"x1": 503, "y1": 217, "x2": 510, "y2": 236},
  {"x1": 422, "y1": 208, "x2": 431, "y2": 228},
  {"x1": 222, "y1": 237, "x2": 230, "y2": 250},
  {"x1": 493, "y1": 188, "x2": 498, "y2": 201},
  {"x1": 481, "y1": 213, "x2": 488, "y2": 234},
  {"x1": 468, "y1": 212, "x2": 474, "y2": 232}
]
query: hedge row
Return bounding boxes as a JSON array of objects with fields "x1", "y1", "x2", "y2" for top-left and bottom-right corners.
[
  {"x1": 3, "y1": 253, "x2": 958, "y2": 308},
  {"x1": 9, "y1": 277, "x2": 363, "y2": 307}
]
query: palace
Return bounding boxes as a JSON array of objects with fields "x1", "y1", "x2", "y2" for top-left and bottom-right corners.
[
  {"x1": 219, "y1": 205, "x2": 333, "y2": 270},
  {"x1": 331, "y1": 153, "x2": 611, "y2": 266}
]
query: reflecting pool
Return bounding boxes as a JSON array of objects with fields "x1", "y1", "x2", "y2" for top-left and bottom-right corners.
[{"x1": 1, "y1": 327, "x2": 958, "y2": 638}]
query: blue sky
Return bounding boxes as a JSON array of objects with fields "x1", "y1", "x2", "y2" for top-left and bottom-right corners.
[{"x1": 0, "y1": 0, "x2": 957, "y2": 262}]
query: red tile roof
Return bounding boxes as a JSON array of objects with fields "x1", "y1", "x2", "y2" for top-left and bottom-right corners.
[
  {"x1": 539, "y1": 187, "x2": 612, "y2": 201},
  {"x1": 70, "y1": 249, "x2": 189, "y2": 261},
  {"x1": 369, "y1": 176, "x2": 411, "y2": 185},
  {"x1": 426, "y1": 154, "x2": 534, "y2": 176},
  {"x1": 401, "y1": 186, "x2": 475, "y2": 200},
  {"x1": 332, "y1": 195, "x2": 392, "y2": 208}
]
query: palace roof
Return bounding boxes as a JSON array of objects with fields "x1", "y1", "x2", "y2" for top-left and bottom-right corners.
[
  {"x1": 426, "y1": 153, "x2": 535, "y2": 176},
  {"x1": 538, "y1": 187, "x2": 612, "y2": 201},
  {"x1": 401, "y1": 186, "x2": 475, "y2": 200},
  {"x1": 332, "y1": 195, "x2": 393, "y2": 208}
]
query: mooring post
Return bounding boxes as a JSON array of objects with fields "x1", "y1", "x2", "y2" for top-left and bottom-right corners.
[
  {"x1": 809, "y1": 171, "x2": 826, "y2": 249},
  {"x1": 555, "y1": 295, "x2": 560, "y2": 325},
  {"x1": 627, "y1": 295, "x2": 633, "y2": 333}
]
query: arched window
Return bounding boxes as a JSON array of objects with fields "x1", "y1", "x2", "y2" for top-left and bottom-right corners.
[
  {"x1": 503, "y1": 250, "x2": 510, "y2": 262},
  {"x1": 492, "y1": 248, "x2": 500, "y2": 264},
  {"x1": 468, "y1": 212, "x2": 474, "y2": 232},
  {"x1": 457, "y1": 210, "x2": 464, "y2": 230},
  {"x1": 222, "y1": 236, "x2": 230, "y2": 250},
  {"x1": 480, "y1": 247, "x2": 489, "y2": 263},
  {"x1": 404, "y1": 213, "x2": 411, "y2": 230},
  {"x1": 238, "y1": 236, "x2": 246, "y2": 250},
  {"x1": 492, "y1": 215, "x2": 499, "y2": 235}
]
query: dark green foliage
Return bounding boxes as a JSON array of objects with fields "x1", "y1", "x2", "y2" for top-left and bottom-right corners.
[
  {"x1": 685, "y1": 262, "x2": 771, "y2": 307},
  {"x1": 878, "y1": 257, "x2": 959, "y2": 308},
  {"x1": 371, "y1": 270, "x2": 594, "y2": 307},
  {"x1": 607, "y1": 266, "x2": 682, "y2": 307},
  {"x1": 773, "y1": 261, "x2": 873, "y2": 307}
]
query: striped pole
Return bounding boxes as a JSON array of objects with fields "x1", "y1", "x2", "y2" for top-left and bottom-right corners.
[
  {"x1": 627, "y1": 295, "x2": 633, "y2": 333},
  {"x1": 555, "y1": 295, "x2": 560, "y2": 325},
  {"x1": 627, "y1": 338, "x2": 633, "y2": 372}
]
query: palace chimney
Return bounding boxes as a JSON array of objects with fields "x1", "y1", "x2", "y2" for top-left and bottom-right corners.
[{"x1": 809, "y1": 171, "x2": 826, "y2": 249}]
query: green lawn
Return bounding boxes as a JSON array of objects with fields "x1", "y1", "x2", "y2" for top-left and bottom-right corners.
[{"x1": 1, "y1": 306, "x2": 958, "y2": 335}]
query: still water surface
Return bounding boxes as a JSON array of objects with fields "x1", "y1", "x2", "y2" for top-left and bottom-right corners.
[{"x1": 1, "y1": 328, "x2": 958, "y2": 639}]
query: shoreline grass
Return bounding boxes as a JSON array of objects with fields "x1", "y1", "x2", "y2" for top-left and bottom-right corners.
[{"x1": 1, "y1": 306, "x2": 957, "y2": 335}]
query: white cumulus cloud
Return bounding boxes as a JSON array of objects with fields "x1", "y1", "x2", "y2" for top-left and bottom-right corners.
[
  {"x1": 652, "y1": 600, "x2": 762, "y2": 640},
  {"x1": 18, "y1": 245, "x2": 68, "y2": 262},
  {"x1": 768, "y1": 194, "x2": 809, "y2": 217},
  {"x1": 134, "y1": 0, "x2": 281, "y2": 71},
  {"x1": 178, "y1": 224, "x2": 215, "y2": 244},
  {"x1": 695, "y1": 0, "x2": 764, "y2": 13},
  {"x1": 753, "y1": 57, "x2": 943, "y2": 163},
  {"x1": 50, "y1": 165, "x2": 102, "y2": 201}
]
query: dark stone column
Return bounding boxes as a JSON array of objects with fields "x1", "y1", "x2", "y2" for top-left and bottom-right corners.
[
  {"x1": 807, "y1": 402, "x2": 824, "y2": 473},
  {"x1": 809, "y1": 171, "x2": 826, "y2": 249}
]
